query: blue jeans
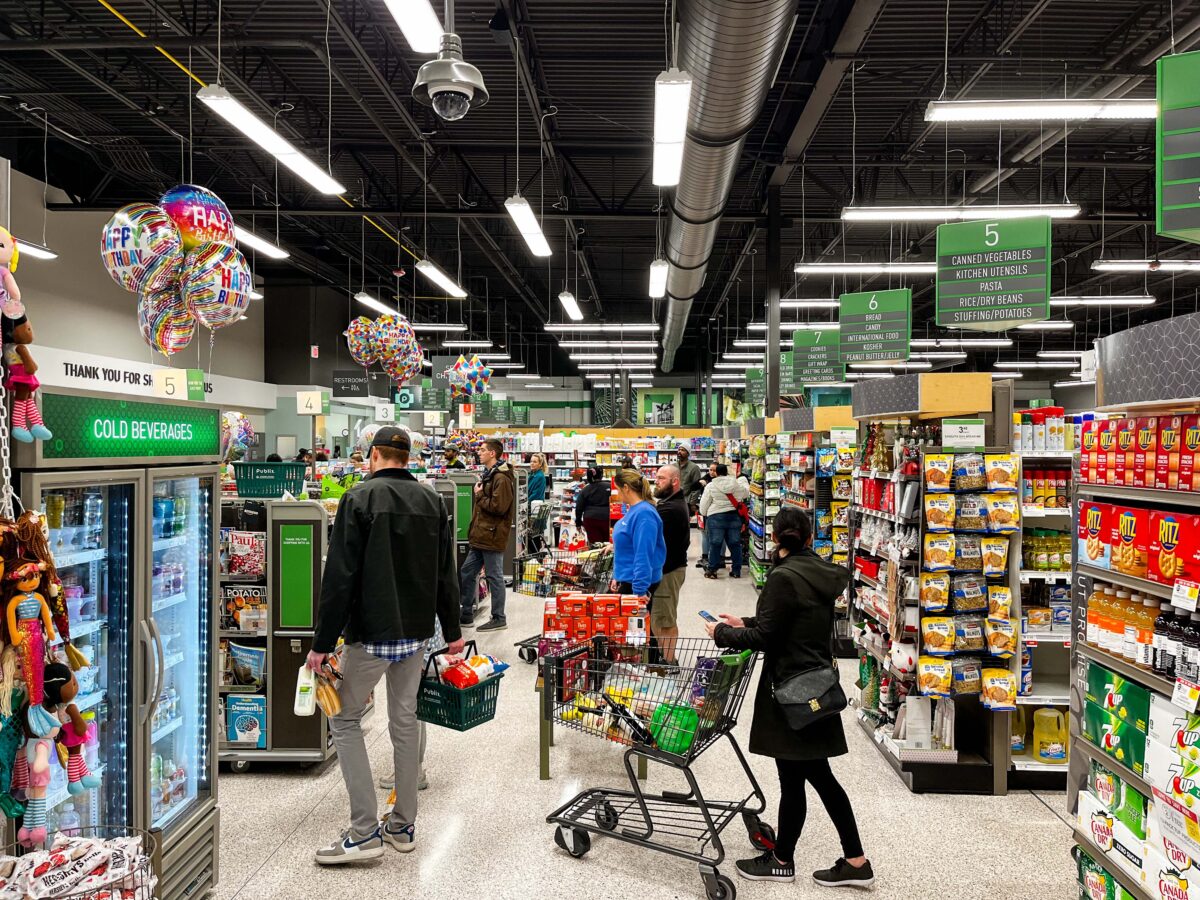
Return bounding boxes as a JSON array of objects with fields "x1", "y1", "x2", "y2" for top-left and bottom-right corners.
[
  {"x1": 459, "y1": 548, "x2": 506, "y2": 621},
  {"x1": 706, "y1": 511, "x2": 743, "y2": 576}
]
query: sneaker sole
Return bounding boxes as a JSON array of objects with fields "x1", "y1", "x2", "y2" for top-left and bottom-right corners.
[
  {"x1": 812, "y1": 875, "x2": 875, "y2": 888},
  {"x1": 737, "y1": 869, "x2": 795, "y2": 883},
  {"x1": 382, "y1": 836, "x2": 417, "y2": 853},
  {"x1": 478, "y1": 624, "x2": 508, "y2": 632},
  {"x1": 315, "y1": 846, "x2": 385, "y2": 865}
]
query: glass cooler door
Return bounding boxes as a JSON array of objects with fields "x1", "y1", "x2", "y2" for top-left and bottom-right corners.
[
  {"x1": 23, "y1": 470, "x2": 141, "y2": 835},
  {"x1": 144, "y1": 467, "x2": 217, "y2": 838}
]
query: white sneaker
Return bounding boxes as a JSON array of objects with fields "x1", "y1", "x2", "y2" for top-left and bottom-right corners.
[
  {"x1": 314, "y1": 828, "x2": 384, "y2": 865},
  {"x1": 381, "y1": 821, "x2": 416, "y2": 852}
]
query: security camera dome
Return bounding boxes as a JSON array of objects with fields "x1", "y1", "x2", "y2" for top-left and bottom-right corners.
[{"x1": 412, "y1": 34, "x2": 489, "y2": 122}]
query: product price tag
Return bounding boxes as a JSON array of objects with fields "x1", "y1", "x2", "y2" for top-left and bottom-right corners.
[
  {"x1": 1173, "y1": 676, "x2": 1200, "y2": 712},
  {"x1": 831, "y1": 427, "x2": 857, "y2": 447},
  {"x1": 942, "y1": 418, "x2": 986, "y2": 448},
  {"x1": 1153, "y1": 787, "x2": 1200, "y2": 857},
  {"x1": 1175, "y1": 579, "x2": 1200, "y2": 613}
]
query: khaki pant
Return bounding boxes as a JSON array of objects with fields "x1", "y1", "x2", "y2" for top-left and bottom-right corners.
[{"x1": 651, "y1": 567, "x2": 685, "y2": 630}]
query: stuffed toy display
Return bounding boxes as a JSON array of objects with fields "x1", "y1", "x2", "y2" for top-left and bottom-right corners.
[
  {"x1": 18, "y1": 703, "x2": 61, "y2": 847},
  {"x1": 4, "y1": 316, "x2": 51, "y2": 443},
  {"x1": 42, "y1": 664, "x2": 100, "y2": 795},
  {"x1": 0, "y1": 227, "x2": 24, "y2": 320},
  {"x1": 6, "y1": 563, "x2": 55, "y2": 706}
]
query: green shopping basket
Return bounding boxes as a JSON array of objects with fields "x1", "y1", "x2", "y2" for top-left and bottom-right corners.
[
  {"x1": 232, "y1": 461, "x2": 307, "y2": 498},
  {"x1": 417, "y1": 640, "x2": 504, "y2": 731}
]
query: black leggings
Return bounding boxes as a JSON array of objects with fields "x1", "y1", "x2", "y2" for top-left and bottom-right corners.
[{"x1": 773, "y1": 757, "x2": 864, "y2": 864}]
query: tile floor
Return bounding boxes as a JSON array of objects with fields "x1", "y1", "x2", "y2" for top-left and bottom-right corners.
[{"x1": 215, "y1": 538, "x2": 1076, "y2": 899}]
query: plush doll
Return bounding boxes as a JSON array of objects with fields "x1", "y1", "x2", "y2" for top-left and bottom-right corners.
[
  {"x1": 18, "y1": 702, "x2": 60, "y2": 847},
  {"x1": 42, "y1": 664, "x2": 99, "y2": 795},
  {"x1": 6, "y1": 563, "x2": 54, "y2": 705},
  {"x1": 0, "y1": 227, "x2": 24, "y2": 320},
  {"x1": 5, "y1": 316, "x2": 50, "y2": 443},
  {"x1": 14, "y1": 513, "x2": 85, "y2": 671}
]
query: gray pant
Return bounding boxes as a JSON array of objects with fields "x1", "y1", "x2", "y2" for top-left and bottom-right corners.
[
  {"x1": 459, "y1": 548, "x2": 506, "y2": 621},
  {"x1": 328, "y1": 644, "x2": 423, "y2": 839}
]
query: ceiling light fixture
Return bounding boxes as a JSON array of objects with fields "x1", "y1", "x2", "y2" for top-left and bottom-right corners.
[
  {"x1": 733, "y1": 340, "x2": 767, "y2": 348},
  {"x1": 714, "y1": 362, "x2": 758, "y2": 370},
  {"x1": 992, "y1": 371, "x2": 1024, "y2": 379},
  {"x1": 505, "y1": 373, "x2": 542, "y2": 380},
  {"x1": 383, "y1": 0, "x2": 444, "y2": 53},
  {"x1": 442, "y1": 340, "x2": 493, "y2": 349},
  {"x1": 1015, "y1": 321, "x2": 1075, "y2": 330},
  {"x1": 780, "y1": 299, "x2": 840, "y2": 309},
  {"x1": 1037, "y1": 350, "x2": 1086, "y2": 359},
  {"x1": 911, "y1": 338, "x2": 1013, "y2": 348},
  {"x1": 747, "y1": 322, "x2": 840, "y2": 332},
  {"x1": 544, "y1": 323, "x2": 659, "y2": 333},
  {"x1": 196, "y1": 84, "x2": 345, "y2": 194},
  {"x1": 722, "y1": 353, "x2": 766, "y2": 361},
  {"x1": 652, "y1": 68, "x2": 692, "y2": 186},
  {"x1": 416, "y1": 259, "x2": 467, "y2": 298},
  {"x1": 849, "y1": 362, "x2": 933, "y2": 370},
  {"x1": 649, "y1": 258, "x2": 669, "y2": 299},
  {"x1": 569, "y1": 353, "x2": 658, "y2": 361},
  {"x1": 794, "y1": 261, "x2": 937, "y2": 275},
  {"x1": 844, "y1": 373, "x2": 893, "y2": 380},
  {"x1": 1049, "y1": 295, "x2": 1155, "y2": 307},
  {"x1": 524, "y1": 383, "x2": 556, "y2": 389},
  {"x1": 236, "y1": 226, "x2": 289, "y2": 260},
  {"x1": 558, "y1": 291, "x2": 584, "y2": 322},
  {"x1": 925, "y1": 97, "x2": 1157, "y2": 122},
  {"x1": 409, "y1": 322, "x2": 468, "y2": 333},
  {"x1": 910, "y1": 351, "x2": 968, "y2": 360},
  {"x1": 475, "y1": 353, "x2": 511, "y2": 360},
  {"x1": 354, "y1": 291, "x2": 393, "y2": 315},
  {"x1": 576, "y1": 363, "x2": 655, "y2": 371},
  {"x1": 15, "y1": 239, "x2": 57, "y2": 261},
  {"x1": 993, "y1": 360, "x2": 1078, "y2": 370},
  {"x1": 1091, "y1": 259, "x2": 1200, "y2": 272},
  {"x1": 555, "y1": 340, "x2": 659, "y2": 348},
  {"x1": 504, "y1": 196, "x2": 552, "y2": 258},
  {"x1": 842, "y1": 203, "x2": 1080, "y2": 222},
  {"x1": 1056, "y1": 379, "x2": 1097, "y2": 388},
  {"x1": 486, "y1": 362, "x2": 525, "y2": 369}
]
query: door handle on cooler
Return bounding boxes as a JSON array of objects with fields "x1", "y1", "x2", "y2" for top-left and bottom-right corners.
[
  {"x1": 147, "y1": 617, "x2": 166, "y2": 724},
  {"x1": 138, "y1": 621, "x2": 157, "y2": 726}
]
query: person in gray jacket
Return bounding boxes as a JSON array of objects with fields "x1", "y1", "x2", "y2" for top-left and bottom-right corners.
[
  {"x1": 700, "y1": 464, "x2": 750, "y2": 578},
  {"x1": 676, "y1": 446, "x2": 703, "y2": 515}
]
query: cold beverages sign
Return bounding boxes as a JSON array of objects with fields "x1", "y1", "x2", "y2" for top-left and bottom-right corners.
[{"x1": 936, "y1": 216, "x2": 1051, "y2": 330}]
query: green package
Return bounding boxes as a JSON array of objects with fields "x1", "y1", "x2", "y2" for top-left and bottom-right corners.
[
  {"x1": 1089, "y1": 758, "x2": 1149, "y2": 841},
  {"x1": 1086, "y1": 661, "x2": 1151, "y2": 734},
  {"x1": 1084, "y1": 701, "x2": 1147, "y2": 775}
]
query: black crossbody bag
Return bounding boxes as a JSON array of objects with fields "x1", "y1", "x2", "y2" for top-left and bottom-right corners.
[{"x1": 769, "y1": 574, "x2": 847, "y2": 731}]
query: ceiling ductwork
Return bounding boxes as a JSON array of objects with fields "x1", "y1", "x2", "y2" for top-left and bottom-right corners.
[{"x1": 660, "y1": 0, "x2": 799, "y2": 372}]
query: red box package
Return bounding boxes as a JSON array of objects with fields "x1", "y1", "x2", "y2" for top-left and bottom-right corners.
[
  {"x1": 1111, "y1": 505, "x2": 1150, "y2": 578},
  {"x1": 1077, "y1": 500, "x2": 1112, "y2": 569},
  {"x1": 1096, "y1": 420, "x2": 1114, "y2": 485},
  {"x1": 567, "y1": 616, "x2": 592, "y2": 641},
  {"x1": 1181, "y1": 415, "x2": 1200, "y2": 492},
  {"x1": 558, "y1": 595, "x2": 591, "y2": 617},
  {"x1": 1115, "y1": 418, "x2": 1136, "y2": 487},
  {"x1": 1158, "y1": 416, "x2": 1183, "y2": 491},
  {"x1": 609, "y1": 615, "x2": 629, "y2": 641},
  {"x1": 620, "y1": 597, "x2": 645, "y2": 616},
  {"x1": 1134, "y1": 416, "x2": 1158, "y2": 489},
  {"x1": 1149, "y1": 509, "x2": 1200, "y2": 585},
  {"x1": 591, "y1": 595, "x2": 621, "y2": 617},
  {"x1": 1080, "y1": 420, "x2": 1098, "y2": 484},
  {"x1": 591, "y1": 616, "x2": 612, "y2": 636}
]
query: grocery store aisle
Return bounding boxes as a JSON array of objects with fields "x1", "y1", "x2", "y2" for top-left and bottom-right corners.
[{"x1": 216, "y1": 535, "x2": 1076, "y2": 899}]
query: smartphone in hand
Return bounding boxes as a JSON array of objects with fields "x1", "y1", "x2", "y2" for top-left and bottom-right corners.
[{"x1": 698, "y1": 610, "x2": 718, "y2": 623}]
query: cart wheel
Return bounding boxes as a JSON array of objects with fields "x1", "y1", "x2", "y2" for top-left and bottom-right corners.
[
  {"x1": 742, "y1": 812, "x2": 776, "y2": 851},
  {"x1": 594, "y1": 801, "x2": 619, "y2": 831},
  {"x1": 519, "y1": 646, "x2": 538, "y2": 664},
  {"x1": 554, "y1": 825, "x2": 591, "y2": 858},
  {"x1": 229, "y1": 760, "x2": 250, "y2": 774},
  {"x1": 704, "y1": 873, "x2": 736, "y2": 900}
]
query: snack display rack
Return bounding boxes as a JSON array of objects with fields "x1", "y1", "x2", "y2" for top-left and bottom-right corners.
[
  {"x1": 1067, "y1": 312, "x2": 1200, "y2": 900},
  {"x1": 744, "y1": 432, "x2": 781, "y2": 591}
]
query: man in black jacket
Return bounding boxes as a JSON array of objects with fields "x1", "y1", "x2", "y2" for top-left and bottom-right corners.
[
  {"x1": 652, "y1": 464, "x2": 690, "y2": 664},
  {"x1": 307, "y1": 427, "x2": 464, "y2": 865}
]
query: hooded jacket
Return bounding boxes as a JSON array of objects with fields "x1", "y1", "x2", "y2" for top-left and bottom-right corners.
[
  {"x1": 715, "y1": 549, "x2": 851, "y2": 760},
  {"x1": 468, "y1": 460, "x2": 516, "y2": 551},
  {"x1": 677, "y1": 458, "x2": 703, "y2": 505},
  {"x1": 699, "y1": 474, "x2": 749, "y2": 517}
]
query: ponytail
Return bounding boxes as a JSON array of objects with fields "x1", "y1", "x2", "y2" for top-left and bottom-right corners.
[{"x1": 614, "y1": 466, "x2": 653, "y2": 502}]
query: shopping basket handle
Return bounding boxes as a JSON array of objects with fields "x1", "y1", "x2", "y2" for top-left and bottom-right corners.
[{"x1": 423, "y1": 639, "x2": 478, "y2": 679}]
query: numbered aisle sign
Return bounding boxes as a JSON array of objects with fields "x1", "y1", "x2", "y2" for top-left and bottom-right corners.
[
  {"x1": 779, "y1": 351, "x2": 798, "y2": 395},
  {"x1": 375, "y1": 403, "x2": 396, "y2": 423},
  {"x1": 838, "y1": 290, "x2": 911, "y2": 363},
  {"x1": 745, "y1": 368, "x2": 766, "y2": 405},
  {"x1": 152, "y1": 368, "x2": 205, "y2": 401},
  {"x1": 1157, "y1": 50, "x2": 1200, "y2": 244},
  {"x1": 296, "y1": 390, "x2": 330, "y2": 416},
  {"x1": 793, "y1": 327, "x2": 844, "y2": 384},
  {"x1": 936, "y1": 216, "x2": 1050, "y2": 330}
]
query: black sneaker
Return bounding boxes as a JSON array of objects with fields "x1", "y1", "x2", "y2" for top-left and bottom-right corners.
[
  {"x1": 704, "y1": 570, "x2": 719, "y2": 580},
  {"x1": 477, "y1": 618, "x2": 508, "y2": 632},
  {"x1": 459, "y1": 614, "x2": 475, "y2": 628},
  {"x1": 813, "y1": 858, "x2": 875, "y2": 889},
  {"x1": 736, "y1": 850, "x2": 795, "y2": 883}
]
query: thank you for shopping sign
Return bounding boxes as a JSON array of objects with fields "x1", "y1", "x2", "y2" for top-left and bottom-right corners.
[
  {"x1": 838, "y1": 290, "x2": 911, "y2": 363},
  {"x1": 1158, "y1": 50, "x2": 1200, "y2": 244},
  {"x1": 936, "y1": 216, "x2": 1051, "y2": 330}
]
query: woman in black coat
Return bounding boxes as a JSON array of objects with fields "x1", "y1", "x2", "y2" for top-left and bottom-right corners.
[{"x1": 707, "y1": 505, "x2": 874, "y2": 889}]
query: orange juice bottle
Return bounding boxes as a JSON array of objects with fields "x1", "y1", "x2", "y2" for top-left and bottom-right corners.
[
  {"x1": 1116, "y1": 591, "x2": 1138, "y2": 661},
  {"x1": 1101, "y1": 587, "x2": 1123, "y2": 655},
  {"x1": 1086, "y1": 584, "x2": 1105, "y2": 647}
]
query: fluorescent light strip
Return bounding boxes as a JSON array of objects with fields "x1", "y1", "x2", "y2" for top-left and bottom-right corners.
[
  {"x1": 236, "y1": 226, "x2": 289, "y2": 259},
  {"x1": 733, "y1": 340, "x2": 767, "y2": 348},
  {"x1": 794, "y1": 261, "x2": 936, "y2": 275},
  {"x1": 747, "y1": 322, "x2": 839, "y2": 332},
  {"x1": 722, "y1": 354, "x2": 766, "y2": 361},
  {"x1": 442, "y1": 340, "x2": 493, "y2": 348},
  {"x1": 505, "y1": 373, "x2": 542, "y2": 380},
  {"x1": 416, "y1": 259, "x2": 467, "y2": 298},
  {"x1": 850, "y1": 361, "x2": 933, "y2": 370},
  {"x1": 993, "y1": 361, "x2": 1078, "y2": 370},
  {"x1": 842, "y1": 203, "x2": 1080, "y2": 222},
  {"x1": 486, "y1": 362, "x2": 525, "y2": 370},
  {"x1": 992, "y1": 371, "x2": 1024, "y2": 379},
  {"x1": 570, "y1": 355, "x2": 658, "y2": 362},
  {"x1": 1056, "y1": 379, "x2": 1096, "y2": 388},
  {"x1": 1091, "y1": 259, "x2": 1200, "y2": 272},
  {"x1": 16, "y1": 239, "x2": 56, "y2": 260},
  {"x1": 576, "y1": 363, "x2": 654, "y2": 370},
  {"x1": 844, "y1": 373, "x2": 892, "y2": 380},
  {"x1": 558, "y1": 291, "x2": 584, "y2": 322},
  {"x1": 1037, "y1": 350, "x2": 1086, "y2": 359},
  {"x1": 910, "y1": 351, "x2": 967, "y2": 360},
  {"x1": 911, "y1": 338, "x2": 1013, "y2": 348},
  {"x1": 925, "y1": 98, "x2": 1157, "y2": 123},
  {"x1": 1050, "y1": 295, "x2": 1155, "y2": 307},
  {"x1": 545, "y1": 323, "x2": 659, "y2": 333},
  {"x1": 1016, "y1": 321, "x2": 1075, "y2": 330},
  {"x1": 649, "y1": 258, "x2": 668, "y2": 299},
  {"x1": 410, "y1": 322, "x2": 467, "y2": 333},
  {"x1": 196, "y1": 85, "x2": 345, "y2": 194},
  {"x1": 355, "y1": 291, "x2": 393, "y2": 315},
  {"x1": 652, "y1": 68, "x2": 692, "y2": 187},
  {"x1": 714, "y1": 362, "x2": 757, "y2": 370},
  {"x1": 779, "y1": 299, "x2": 840, "y2": 309},
  {"x1": 383, "y1": 0, "x2": 444, "y2": 53},
  {"x1": 524, "y1": 384, "x2": 556, "y2": 389},
  {"x1": 556, "y1": 340, "x2": 659, "y2": 348},
  {"x1": 504, "y1": 195, "x2": 552, "y2": 258},
  {"x1": 475, "y1": 353, "x2": 510, "y2": 360}
]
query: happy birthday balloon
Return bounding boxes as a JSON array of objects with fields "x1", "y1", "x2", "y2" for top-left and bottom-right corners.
[
  {"x1": 343, "y1": 316, "x2": 379, "y2": 367},
  {"x1": 137, "y1": 286, "x2": 195, "y2": 357},
  {"x1": 101, "y1": 202, "x2": 184, "y2": 295},
  {"x1": 159, "y1": 184, "x2": 235, "y2": 251},
  {"x1": 356, "y1": 423, "x2": 382, "y2": 452},
  {"x1": 373, "y1": 314, "x2": 423, "y2": 385},
  {"x1": 221, "y1": 411, "x2": 255, "y2": 461},
  {"x1": 181, "y1": 241, "x2": 251, "y2": 331}
]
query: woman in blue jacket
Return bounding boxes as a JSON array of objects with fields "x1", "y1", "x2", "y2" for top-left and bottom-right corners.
[
  {"x1": 609, "y1": 467, "x2": 666, "y2": 597},
  {"x1": 528, "y1": 454, "x2": 547, "y2": 504}
]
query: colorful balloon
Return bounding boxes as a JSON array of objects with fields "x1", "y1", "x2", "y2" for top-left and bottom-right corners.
[
  {"x1": 101, "y1": 203, "x2": 184, "y2": 295},
  {"x1": 356, "y1": 423, "x2": 382, "y2": 452},
  {"x1": 343, "y1": 316, "x2": 379, "y2": 367},
  {"x1": 137, "y1": 287, "x2": 195, "y2": 357},
  {"x1": 159, "y1": 184, "x2": 235, "y2": 251},
  {"x1": 180, "y1": 241, "x2": 251, "y2": 331},
  {"x1": 221, "y1": 411, "x2": 256, "y2": 462},
  {"x1": 373, "y1": 313, "x2": 423, "y2": 385}
]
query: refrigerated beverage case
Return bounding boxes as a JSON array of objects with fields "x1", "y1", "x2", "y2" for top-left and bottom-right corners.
[
  {"x1": 83, "y1": 491, "x2": 102, "y2": 549},
  {"x1": 1154, "y1": 603, "x2": 1177, "y2": 676},
  {"x1": 1136, "y1": 597, "x2": 1160, "y2": 670}
]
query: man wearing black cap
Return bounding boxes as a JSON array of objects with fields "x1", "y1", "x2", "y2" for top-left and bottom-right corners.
[{"x1": 307, "y1": 426, "x2": 464, "y2": 864}]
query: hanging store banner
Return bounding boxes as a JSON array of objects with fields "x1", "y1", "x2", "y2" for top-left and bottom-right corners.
[
  {"x1": 780, "y1": 351, "x2": 797, "y2": 395},
  {"x1": 1157, "y1": 50, "x2": 1200, "y2": 244},
  {"x1": 40, "y1": 393, "x2": 221, "y2": 462},
  {"x1": 793, "y1": 327, "x2": 845, "y2": 384},
  {"x1": 745, "y1": 368, "x2": 766, "y2": 405},
  {"x1": 838, "y1": 290, "x2": 911, "y2": 363},
  {"x1": 331, "y1": 369, "x2": 370, "y2": 399},
  {"x1": 935, "y1": 216, "x2": 1051, "y2": 330},
  {"x1": 512, "y1": 403, "x2": 530, "y2": 425},
  {"x1": 490, "y1": 400, "x2": 512, "y2": 424}
]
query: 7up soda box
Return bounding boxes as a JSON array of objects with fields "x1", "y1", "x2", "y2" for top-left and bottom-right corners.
[
  {"x1": 1152, "y1": 693, "x2": 1200, "y2": 761},
  {"x1": 1084, "y1": 701, "x2": 1148, "y2": 776},
  {"x1": 1087, "y1": 662, "x2": 1151, "y2": 734}
]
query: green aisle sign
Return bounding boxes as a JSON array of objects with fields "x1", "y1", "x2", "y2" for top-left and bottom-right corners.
[
  {"x1": 1158, "y1": 50, "x2": 1200, "y2": 243},
  {"x1": 793, "y1": 327, "x2": 844, "y2": 383},
  {"x1": 512, "y1": 404, "x2": 530, "y2": 425},
  {"x1": 492, "y1": 400, "x2": 512, "y2": 423},
  {"x1": 780, "y1": 351, "x2": 798, "y2": 394},
  {"x1": 745, "y1": 368, "x2": 766, "y2": 404},
  {"x1": 839, "y1": 289, "x2": 911, "y2": 363},
  {"x1": 936, "y1": 216, "x2": 1050, "y2": 329}
]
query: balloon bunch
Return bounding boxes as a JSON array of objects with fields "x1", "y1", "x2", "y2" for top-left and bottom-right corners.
[
  {"x1": 220, "y1": 411, "x2": 255, "y2": 462},
  {"x1": 445, "y1": 354, "x2": 492, "y2": 399},
  {"x1": 101, "y1": 185, "x2": 251, "y2": 358},
  {"x1": 446, "y1": 428, "x2": 483, "y2": 451},
  {"x1": 343, "y1": 313, "x2": 423, "y2": 386}
]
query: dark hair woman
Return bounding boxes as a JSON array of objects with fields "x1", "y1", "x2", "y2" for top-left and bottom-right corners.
[
  {"x1": 705, "y1": 505, "x2": 873, "y2": 888},
  {"x1": 575, "y1": 465, "x2": 612, "y2": 545}
]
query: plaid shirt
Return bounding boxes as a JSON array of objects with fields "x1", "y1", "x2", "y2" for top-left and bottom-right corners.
[{"x1": 361, "y1": 639, "x2": 425, "y2": 662}]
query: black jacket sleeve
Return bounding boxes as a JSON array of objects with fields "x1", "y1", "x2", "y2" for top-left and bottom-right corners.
[
  {"x1": 436, "y1": 501, "x2": 463, "y2": 643},
  {"x1": 313, "y1": 493, "x2": 364, "y2": 653},
  {"x1": 713, "y1": 570, "x2": 789, "y2": 651}
]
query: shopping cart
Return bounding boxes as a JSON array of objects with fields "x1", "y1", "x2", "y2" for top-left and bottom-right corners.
[
  {"x1": 513, "y1": 545, "x2": 615, "y2": 597},
  {"x1": 543, "y1": 637, "x2": 773, "y2": 900}
]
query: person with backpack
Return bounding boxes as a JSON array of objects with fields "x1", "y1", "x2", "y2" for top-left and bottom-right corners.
[{"x1": 699, "y1": 463, "x2": 749, "y2": 579}]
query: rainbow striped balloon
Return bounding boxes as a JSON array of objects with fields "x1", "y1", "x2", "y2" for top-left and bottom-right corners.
[
  {"x1": 181, "y1": 241, "x2": 251, "y2": 331},
  {"x1": 138, "y1": 286, "x2": 196, "y2": 357},
  {"x1": 101, "y1": 203, "x2": 184, "y2": 295}
]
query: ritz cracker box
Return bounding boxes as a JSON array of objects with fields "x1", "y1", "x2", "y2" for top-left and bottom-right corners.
[
  {"x1": 1116, "y1": 418, "x2": 1137, "y2": 487},
  {"x1": 1082, "y1": 418, "x2": 1099, "y2": 484},
  {"x1": 1159, "y1": 416, "x2": 1184, "y2": 492},
  {"x1": 1182, "y1": 415, "x2": 1200, "y2": 493},
  {"x1": 1079, "y1": 501, "x2": 1113, "y2": 570},
  {"x1": 1150, "y1": 511, "x2": 1200, "y2": 586},
  {"x1": 1098, "y1": 419, "x2": 1115, "y2": 486},
  {"x1": 1136, "y1": 417, "x2": 1160, "y2": 490},
  {"x1": 1112, "y1": 506, "x2": 1150, "y2": 579}
]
